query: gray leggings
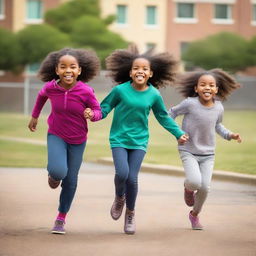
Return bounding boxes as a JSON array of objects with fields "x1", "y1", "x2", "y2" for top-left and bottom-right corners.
[{"x1": 179, "y1": 151, "x2": 215, "y2": 214}]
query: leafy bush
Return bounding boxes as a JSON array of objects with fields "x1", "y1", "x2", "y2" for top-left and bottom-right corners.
[{"x1": 182, "y1": 32, "x2": 248, "y2": 72}]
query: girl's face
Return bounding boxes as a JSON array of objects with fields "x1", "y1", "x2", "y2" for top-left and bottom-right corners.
[
  {"x1": 129, "y1": 58, "x2": 153, "y2": 88},
  {"x1": 56, "y1": 55, "x2": 81, "y2": 88},
  {"x1": 195, "y1": 74, "x2": 218, "y2": 106}
]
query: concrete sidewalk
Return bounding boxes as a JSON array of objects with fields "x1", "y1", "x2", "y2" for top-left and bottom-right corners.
[
  {"x1": 0, "y1": 163, "x2": 255, "y2": 256},
  {"x1": 98, "y1": 157, "x2": 256, "y2": 186}
]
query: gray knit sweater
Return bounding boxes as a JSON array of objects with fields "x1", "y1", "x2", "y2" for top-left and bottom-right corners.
[{"x1": 169, "y1": 97, "x2": 232, "y2": 155}]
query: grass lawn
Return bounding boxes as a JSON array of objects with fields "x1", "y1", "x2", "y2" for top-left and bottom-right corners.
[{"x1": 0, "y1": 111, "x2": 255, "y2": 175}]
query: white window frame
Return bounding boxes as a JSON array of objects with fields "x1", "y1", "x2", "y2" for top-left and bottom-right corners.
[
  {"x1": 252, "y1": 3, "x2": 256, "y2": 26},
  {"x1": 145, "y1": 6, "x2": 158, "y2": 28},
  {"x1": 174, "y1": 2, "x2": 198, "y2": 24},
  {"x1": 116, "y1": 4, "x2": 128, "y2": 27},
  {"x1": 212, "y1": 3, "x2": 234, "y2": 24},
  {"x1": 25, "y1": 0, "x2": 43, "y2": 24},
  {"x1": 0, "y1": 0, "x2": 5, "y2": 20},
  {"x1": 145, "y1": 42, "x2": 156, "y2": 52},
  {"x1": 174, "y1": 0, "x2": 236, "y2": 3}
]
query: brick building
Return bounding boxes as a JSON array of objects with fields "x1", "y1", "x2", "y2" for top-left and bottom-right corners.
[{"x1": 0, "y1": 0, "x2": 255, "y2": 81}]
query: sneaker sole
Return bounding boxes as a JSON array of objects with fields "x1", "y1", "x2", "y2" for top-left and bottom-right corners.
[
  {"x1": 124, "y1": 230, "x2": 135, "y2": 235},
  {"x1": 51, "y1": 230, "x2": 66, "y2": 234},
  {"x1": 192, "y1": 227, "x2": 203, "y2": 230}
]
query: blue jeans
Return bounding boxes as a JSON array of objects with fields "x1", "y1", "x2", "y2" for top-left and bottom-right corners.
[
  {"x1": 47, "y1": 133, "x2": 86, "y2": 213},
  {"x1": 112, "y1": 147, "x2": 146, "y2": 211}
]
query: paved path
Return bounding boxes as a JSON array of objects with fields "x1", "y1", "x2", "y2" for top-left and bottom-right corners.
[{"x1": 0, "y1": 163, "x2": 255, "y2": 256}]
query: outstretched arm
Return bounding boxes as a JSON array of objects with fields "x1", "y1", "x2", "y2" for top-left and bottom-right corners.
[
  {"x1": 28, "y1": 88, "x2": 48, "y2": 132},
  {"x1": 230, "y1": 133, "x2": 242, "y2": 143}
]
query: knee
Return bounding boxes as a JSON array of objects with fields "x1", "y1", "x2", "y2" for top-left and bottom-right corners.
[
  {"x1": 48, "y1": 164, "x2": 67, "y2": 180},
  {"x1": 127, "y1": 175, "x2": 138, "y2": 187},
  {"x1": 185, "y1": 179, "x2": 201, "y2": 191},
  {"x1": 200, "y1": 184, "x2": 210, "y2": 193},
  {"x1": 115, "y1": 172, "x2": 128, "y2": 183}
]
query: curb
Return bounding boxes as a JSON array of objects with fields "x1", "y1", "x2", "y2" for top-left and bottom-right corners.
[{"x1": 97, "y1": 157, "x2": 256, "y2": 186}]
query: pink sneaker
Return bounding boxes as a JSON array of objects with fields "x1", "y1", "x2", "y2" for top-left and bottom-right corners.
[
  {"x1": 189, "y1": 211, "x2": 203, "y2": 230},
  {"x1": 110, "y1": 195, "x2": 125, "y2": 220},
  {"x1": 124, "y1": 209, "x2": 135, "y2": 235},
  {"x1": 184, "y1": 187, "x2": 194, "y2": 207}
]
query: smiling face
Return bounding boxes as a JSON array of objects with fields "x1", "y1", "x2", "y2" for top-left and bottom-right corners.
[
  {"x1": 56, "y1": 55, "x2": 81, "y2": 89},
  {"x1": 129, "y1": 57, "x2": 153, "y2": 89},
  {"x1": 195, "y1": 74, "x2": 218, "y2": 106}
]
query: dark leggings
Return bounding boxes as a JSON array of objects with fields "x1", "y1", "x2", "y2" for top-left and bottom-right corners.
[{"x1": 111, "y1": 147, "x2": 145, "y2": 211}]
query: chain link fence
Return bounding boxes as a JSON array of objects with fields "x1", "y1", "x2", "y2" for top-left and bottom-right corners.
[{"x1": 0, "y1": 72, "x2": 255, "y2": 114}]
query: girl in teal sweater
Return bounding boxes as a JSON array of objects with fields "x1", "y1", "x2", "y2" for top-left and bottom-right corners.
[{"x1": 85, "y1": 45, "x2": 188, "y2": 234}]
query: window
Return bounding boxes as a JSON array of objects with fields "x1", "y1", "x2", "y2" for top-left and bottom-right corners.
[
  {"x1": 146, "y1": 6, "x2": 157, "y2": 25},
  {"x1": 0, "y1": 0, "x2": 4, "y2": 19},
  {"x1": 146, "y1": 43, "x2": 156, "y2": 51},
  {"x1": 26, "y1": 0, "x2": 43, "y2": 22},
  {"x1": 215, "y1": 4, "x2": 230, "y2": 19},
  {"x1": 177, "y1": 3, "x2": 194, "y2": 18},
  {"x1": 252, "y1": 4, "x2": 256, "y2": 25},
  {"x1": 117, "y1": 5, "x2": 127, "y2": 25},
  {"x1": 175, "y1": 3, "x2": 197, "y2": 24},
  {"x1": 180, "y1": 42, "x2": 189, "y2": 56},
  {"x1": 212, "y1": 4, "x2": 233, "y2": 24}
]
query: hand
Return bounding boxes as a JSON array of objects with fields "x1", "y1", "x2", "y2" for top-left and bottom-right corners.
[
  {"x1": 178, "y1": 134, "x2": 189, "y2": 145},
  {"x1": 230, "y1": 133, "x2": 242, "y2": 143},
  {"x1": 28, "y1": 117, "x2": 38, "y2": 132},
  {"x1": 84, "y1": 108, "x2": 94, "y2": 120}
]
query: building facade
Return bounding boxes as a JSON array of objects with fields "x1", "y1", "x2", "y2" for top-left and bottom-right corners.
[
  {"x1": 100, "y1": 0, "x2": 256, "y2": 59},
  {"x1": 100, "y1": 0, "x2": 168, "y2": 53},
  {"x1": 166, "y1": 0, "x2": 256, "y2": 59},
  {"x1": 0, "y1": 0, "x2": 256, "y2": 81},
  {"x1": 0, "y1": 0, "x2": 69, "y2": 32}
]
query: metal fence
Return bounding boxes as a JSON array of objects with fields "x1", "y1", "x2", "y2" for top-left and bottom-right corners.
[{"x1": 0, "y1": 72, "x2": 255, "y2": 115}]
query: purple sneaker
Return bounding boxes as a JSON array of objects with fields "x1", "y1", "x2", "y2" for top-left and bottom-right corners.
[
  {"x1": 110, "y1": 195, "x2": 125, "y2": 220},
  {"x1": 184, "y1": 187, "x2": 194, "y2": 207},
  {"x1": 51, "y1": 219, "x2": 66, "y2": 234},
  {"x1": 189, "y1": 211, "x2": 203, "y2": 230}
]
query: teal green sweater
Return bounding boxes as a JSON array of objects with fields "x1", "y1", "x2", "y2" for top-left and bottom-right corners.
[{"x1": 101, "y1": 81, "x2": 185, "y2": 151}]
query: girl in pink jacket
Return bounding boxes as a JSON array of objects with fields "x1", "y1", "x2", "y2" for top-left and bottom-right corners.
[{"x1": 28, "y1": 48, "x2": 101, "y2": 234}]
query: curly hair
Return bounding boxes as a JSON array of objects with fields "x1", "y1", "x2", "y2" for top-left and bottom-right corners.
[
  {"x1": 38, "y1": 48, "x2": 100, "y2": 82},
  {"x1": 105, "y1": 44, "x2": 178, "y2": 88},
  {"x1": 175, "y1": 68, "x2": 240, "y2": 101}
]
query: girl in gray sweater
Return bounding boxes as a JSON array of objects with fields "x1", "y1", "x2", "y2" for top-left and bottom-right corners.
[{"x1": 169, "y1": 68, "x2": 241, "y2": 230}]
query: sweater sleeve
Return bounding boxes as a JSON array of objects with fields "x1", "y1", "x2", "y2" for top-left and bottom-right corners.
[
  {"x1": 100, "y1": 87, "x2": 120, "y2": 119},
  {"x1": 215, "y1": 109, "x2": 232, "y2": 140},
  {"x1": 152, "y1": 94, "x2": 185, "y2": 139},
  {"x1": 31, "y1": 86, "x2": 48, "y2": 118},
  {"x1": 168, "y1": 98, "x2": 189, "y2": 119},
  {"x1": 86, "y1": 88, "x2": 102, "y2": 122}
]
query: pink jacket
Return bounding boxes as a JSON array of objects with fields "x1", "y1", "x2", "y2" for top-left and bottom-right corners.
[{"x1": 32, "y1": 80, "x2": 102, "y2": 144}]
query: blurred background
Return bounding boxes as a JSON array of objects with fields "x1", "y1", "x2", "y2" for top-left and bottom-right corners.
[
  {"x1": 0, "y1": 0, "x2": 256, "y2": 112},
  {"x1": 0, "y1": 0, "x2": 255, "y2": 174}
]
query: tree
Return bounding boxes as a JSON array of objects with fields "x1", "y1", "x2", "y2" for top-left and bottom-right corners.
[
  {"x1": 16, "y1": 24, "x2": 71, "y2": 66},
  {"x1": 246, "y1": 36, "x2": 256, "y2": 66},
  {"x1": 45, "y1": 0, "x2": 100, "y2": 34},
  {"x1": 71, "y1": 16, "x2": 127, "y2": 54},
  {"x1": 44, "y1": 0, "x2": 128, "y2": 65},
  {"x1": 182, "y1": 32, "x2": 248, "y2": 72},
  {"x1": 0, "y1": 28, "x2": 22, "y2": 72}
]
